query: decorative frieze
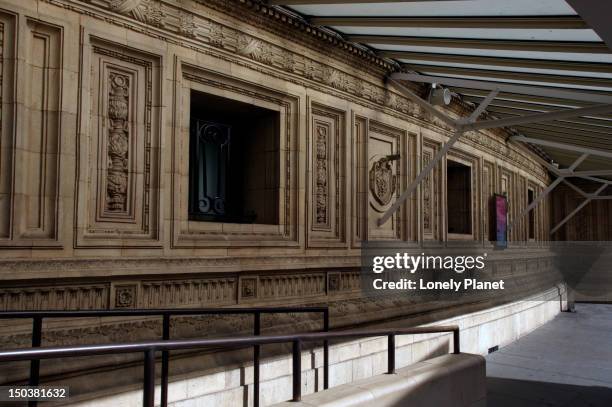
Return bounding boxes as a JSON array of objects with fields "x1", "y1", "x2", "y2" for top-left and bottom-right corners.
[
  {"x1": 259, "y1": 273, "x2": 326, "y2": 299},
  {"x1": 109, "y1": 0, "x2": 165, "y2": 27},
  {"x1": 0, "y1": 284, "x2": 109, "y2": 311},
  {"x1": 328, "y1": 271, "x2": 361, "y2": 293},
  {"x1": 141, "y1": 278, "x2": 236, "y2": 308}
]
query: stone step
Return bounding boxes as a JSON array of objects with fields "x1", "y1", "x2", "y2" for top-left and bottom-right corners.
[{"x1": 271, "y1": 353, "x2": 486, "y2": 407}]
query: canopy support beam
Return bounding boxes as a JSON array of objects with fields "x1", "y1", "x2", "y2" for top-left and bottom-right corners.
[
  {"x1": 377, "y1": 87, "x2": 498, "y2": 226},
  {"x1": 550, "y1": 184, "x2": 609, "y2": 235},
  {"x1": 378, "y1": 73, "x2": 612, "y2": 228},
  {"x1": 508, "y1": 153, "x2": 588, "y2": 231}
]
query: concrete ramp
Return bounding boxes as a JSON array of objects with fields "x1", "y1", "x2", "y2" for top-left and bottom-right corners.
[{"x1": 272, "y1": 353, "x2": 485, "y2": 407}]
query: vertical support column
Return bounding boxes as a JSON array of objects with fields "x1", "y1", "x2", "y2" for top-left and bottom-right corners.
[
  {"x1": 453, "y1": 328, "x2": 461, "y2": 354},
  {"x1": 550, "y1": 184, "x2": 608, "y2": 235},
  {"x1": 161, "y1": 314, "x2": 170, "y2": 407},
  {"x1": 323, "y1": 309, "x2": 329, "y2": 390},
  {"x1": 253, "y1": 312, "x2": 261, "y2": 407},
  {"x1": 28, "y1": 316, "x2": 42, "y2": 407},
  {"x1": 387, "y1": 334, "x2": 396, "y2": 374},
  {"x1": 143, "y1": 349, "x2": 156, "y2": 407},
  {"x1": 292, "y1": 340, "x2": 302, "y2": 402}
]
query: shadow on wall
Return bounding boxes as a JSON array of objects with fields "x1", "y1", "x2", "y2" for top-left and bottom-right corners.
[{"x1": 486, "y1": 377, "x2": 612, "y2": 407}]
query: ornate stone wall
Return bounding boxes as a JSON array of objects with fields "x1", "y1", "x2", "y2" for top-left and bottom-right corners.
[
  {"x1": 0, "y1": 0, "x2": 554, "y2": 313},
  {"x1": 0, "y1": 1, "x2": 559, "y2": 395}
]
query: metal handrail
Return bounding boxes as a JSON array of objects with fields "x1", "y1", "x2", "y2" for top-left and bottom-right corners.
[
  {"x1": 0, "y1": 307, "x2": 329, "y2": 407},
  {"x1": 0, "y1": 325, "x2": 460, "y2": 407}
]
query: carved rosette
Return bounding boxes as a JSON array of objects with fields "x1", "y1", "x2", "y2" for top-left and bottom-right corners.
[
  {"x1": 106, "y1": 73, "x2": 130, "y2": 213},
  {"x1": 369, "y1": 156, "x2": 396, "y2": 209},
  {"x1": 315, "y1": 125, "x2": 328, "y2": 225}
]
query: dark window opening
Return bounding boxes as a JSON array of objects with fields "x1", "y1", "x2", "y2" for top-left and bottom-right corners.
[
  {"x1": 189, "y1": 90, "x2": 280, "y2": 224},
  {"x1": 528, "y1": 189, "x2": 535, "y2": 239},
  {"x1": 447, "y1": 160, "x2": 472, "y2": 235}
]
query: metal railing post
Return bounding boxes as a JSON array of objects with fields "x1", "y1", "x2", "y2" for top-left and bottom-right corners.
[
  {"x1": 28, "y1": 316, "x2": 43, "y2": 407},
  {"x1": 387, "y1": 334, "x2": 395, "y2": 374},
  {"x1": 143, "y1": 349, "x2": 156, "y2": 407},
  {"x1": 453, "y1": 328, "x2": 461, "y2": 354},
  {"x1": 323, "y1": 308, "x2": 329, "y2": 390},
  {"x1": 161, "y1": 313, "x2": 170, "y2": 407},
  {"x1": 292, "y1": 340, "x2": 302, "y2": 402},
  {"x1": 253, "y1": 311, "x2": 261, "y2": 407}
]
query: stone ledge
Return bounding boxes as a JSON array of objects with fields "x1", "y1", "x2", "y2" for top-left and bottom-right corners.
[{"x1": 271, "y1": 353, "x2": 486, "y2": 407}]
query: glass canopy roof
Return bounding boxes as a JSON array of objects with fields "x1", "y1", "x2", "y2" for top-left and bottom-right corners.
[{"x1": 270, "y1": 0, "x2": 612, "y2": 173}]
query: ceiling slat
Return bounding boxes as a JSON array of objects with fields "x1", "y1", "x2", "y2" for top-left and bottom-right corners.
[
  {"x1": 475, "y1": 103, "x2": 612, "y2": 121},
  {"x1": 380, "y1": 51, "x2": 612, "y2": 74},
  {"x1": 310, "y1": 16, "x2": 587, "y2": 29},
  {"x1": 405, "y1": 63, "x2": 612, "y2": 88},
  {"x1": 347, "y1": 35, "x2": 609, "y2": 53}
]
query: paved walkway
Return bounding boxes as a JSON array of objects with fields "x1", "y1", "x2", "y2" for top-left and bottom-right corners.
[{"x1": 486, "y1": 303, "x2": 612, "y2": 407}]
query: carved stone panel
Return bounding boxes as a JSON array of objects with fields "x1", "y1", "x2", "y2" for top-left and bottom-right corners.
[
  {"x1": 422, "y1": 140, "x2": 442, "y2": 241},
  {"x1": 0, "y1": 11, "x2": 16, "y2": 241},
  {"x1": 5, "y1": 18, "x2": 62, "y2": 244},
  {"x1": 308, "y1": 102, "x2": 346, "y2": 247},
  {"x1": 500, "y1": 168, "x2": 514, "y2": 240},
  {"x1": 368, "y1": 121, "x2": 406, "y2": 241},
  {"x1": 75, "y1": 35, "x2": 162, "y2": 246},
  {"x1": 352, "y1": 115, "x2": 368, "y2": 246}
]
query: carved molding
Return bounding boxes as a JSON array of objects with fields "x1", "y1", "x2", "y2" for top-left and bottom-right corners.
[
  {"x1": 315, "y1": 124, "x2": 329, "y2": 227},
  {"x1": 106, "y1": 72, "x2": 130, "y2": 214}
]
